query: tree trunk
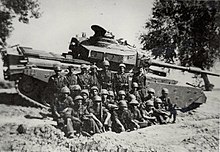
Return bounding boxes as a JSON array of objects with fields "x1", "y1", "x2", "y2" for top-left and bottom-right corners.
[{"x1": 201, "y1": 73, "x2": 214, "y2": 91}]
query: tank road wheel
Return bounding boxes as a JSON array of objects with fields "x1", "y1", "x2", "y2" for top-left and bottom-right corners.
[
  {"x1": 18, "y1": 75, "x2": 35, "y2": 94},
  {"x1": 18, "y1": 75, "x2": 47, "y2": 104}
]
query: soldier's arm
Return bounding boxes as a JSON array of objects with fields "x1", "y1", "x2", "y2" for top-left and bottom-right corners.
[
  {"x1": 51, "y1": 99, "x2": 60, "y2": 118},
  {"x1": 90, "y1": 113, "x2": 103, "y2": 127},
  {"x1": 104, "y1": 111, "x2": 111, "y2": 126},
  {"x1": 141, "y1": 109, "x2": 156, "y2": 120},
  {"x1": 113, "y1": 111, "x2": 125, "y2": 131}
]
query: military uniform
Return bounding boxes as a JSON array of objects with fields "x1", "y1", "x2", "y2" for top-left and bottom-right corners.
[
  {"x1": 132, "y1": 73, "x2": 147, "y2": 89},
  {"x1": 89, "y1": 71, "x2": 100, "y2": 90},
  {"x1": 98, "y1": 69, "x2": 112, "y2": 90},
  {"x1": 159, "y1": 96, "x2": 177, "y2": 123},
  {"x1": 51, "y1": 94, "x2": 73, "y2": 131},
  {"x1": 65, "y1": 73, "x2": 78, "y2": 87},
  {"x1": 129, "y1": 90, "x2": 143, "y2": 104},
  {"x1": 77, "y1": 72, "x2": 91, "y2": 89},
  {"x1": 116, "y1": 108, "x2": 135, "y2": 131},
  {"x1": 47, "y1": 74, "x2": 67, "y2": 103},
  {"x1": 113, "y1": 72, "x2": 129, "y2": 93}
]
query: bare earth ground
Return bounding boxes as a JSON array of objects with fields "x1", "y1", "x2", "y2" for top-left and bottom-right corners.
[{"x1": 0, "y1": 90, "x2": 219, "y2": 152}]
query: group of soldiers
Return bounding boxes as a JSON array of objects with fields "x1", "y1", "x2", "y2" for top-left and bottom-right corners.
[{"x1": 46, "y1": 60, "x2": 177, "y2": 138}]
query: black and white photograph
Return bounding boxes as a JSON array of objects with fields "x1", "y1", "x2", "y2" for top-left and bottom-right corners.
[{"x1": 0, "y1": 0, "x2": 219, "y2": 151}]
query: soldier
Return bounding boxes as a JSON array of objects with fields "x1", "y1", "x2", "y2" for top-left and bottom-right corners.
[
  {"x1": 140, "y1": 100, "x2": 157, "y2": 126},
  {"x1": 47, "y1": 65, "x2": 67, "y2": 104},
  {"x1": 88, "y1": 96, "x2": 111, "y2": 132},
  {"x1": 129, "y1": 99, "x2": 144, "y2": 128},
  {"x1": 117, "y1": 90, "x2": 127, "y2": 101},
  {"x1": 51, "y1": 86, "x2": 73, "y2": 129},
  {"x1": 90, "y1": 86, "x2": 99, "y2": 98},
  {"x1": 80, "y1": 89, "x2": 92, "y2": 107},
  {"x1": 117, "y1": 100, "x2": 139, "y2": 131},
  {"x1": 89, "y1": 64, "x2": 100, "y2": 90},
  {"x1": 129, "y1": 82, "x2": 143, "y2": 104},
  {"x1": 100, "y1": 89, "x2": 109, "y2": 109},
  {"x1": 98, "y1": 60, "x2": 112, "y2": 90},
  {"x1": 132, "y1": 66, "x2": 147, "y2": 90},
  {"x1": 65, "y1": 65, "x2": 78, "y2": 87},
  {"x1": 108, "y1": 90, "x2": 116, "y2": 105},
  {"x1": 153, "y1": 98, "x2": 170, "y2": 124},
  {"x1": 65, "y1": 95, "x2": 101, "y2": 137},
  {"x1": 159, "y1": 88, "x2": 177, "y2": 123},
  {"x1": 144, "y1": 88, "x2": 156, "y2": 101},
  {"x1": 113, "y1": 63, "x2": 129, "y2": 94},
  {"x1": 77, "y1": 64, "x2": 91, "y2": 89},
  {"x1": 69, "y1": 84, "x2": 81, "y2": 100}
]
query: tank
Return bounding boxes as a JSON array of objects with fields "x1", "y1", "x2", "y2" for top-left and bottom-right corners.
[
  {"x1": 1, "y1": 45, "x2": 90, "y2": 106},
  {"x1": 1, "y1": 25, "x2": 219, "y2": 109}
]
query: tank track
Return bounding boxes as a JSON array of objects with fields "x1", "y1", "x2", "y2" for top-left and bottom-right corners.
[{"x1": 0, "y1": 87, "x2": 49, "y2": 110}]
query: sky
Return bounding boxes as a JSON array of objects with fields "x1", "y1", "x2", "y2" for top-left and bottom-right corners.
[{"x1": 7, "y1": 0, "x2": 154, "y2": 54}]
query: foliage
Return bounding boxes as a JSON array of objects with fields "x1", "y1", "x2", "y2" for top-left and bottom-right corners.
[
  {"x1": 0, "y1": 0, "x2": 41, "y2": 46},
  {"x1": 140, "y1": 0, "x2": 220, "y2": 70}
]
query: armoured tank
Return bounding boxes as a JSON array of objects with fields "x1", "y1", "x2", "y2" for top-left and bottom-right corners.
[{"x1": 1, "y1": 25, "x2": 219, "y2": 109}]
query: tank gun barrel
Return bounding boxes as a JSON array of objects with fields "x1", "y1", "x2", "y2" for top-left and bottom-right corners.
[{"x1": 142, "y1": 59, "x2": 220, "y2": 77}]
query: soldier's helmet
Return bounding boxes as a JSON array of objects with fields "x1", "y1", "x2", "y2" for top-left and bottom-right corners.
[
  {"x1": 91, "y1": 86, "x2": 99, "y2": 92},
  {"x1": 74, "y1": 95, "x2": 83, "y2": 101},
  {"x1": 108, "y1": 91, "x2": 114, "y2": 97},
  {"x1": 80, "y1": 89, "x2": 89, "y2": 96},
  {"x1": 101, "y1": 89, "x2": 108, "y2": 95},
  {"x1": 162, "y1": 88, "x2": 169, "y2": 94},
  {"x1": 61, "y1": 86, "x2": 70, "y2": 94},
  {"x1": 103, "y1": 60, "x2": 110, "y2": 66},
  {"x1": 119, "y1": 63, "x2": 126, "y2": 68},
  {"x1": 109, "y1": 104, "x2": 118, "y2": 109},
  {"x1": 145, "y1": 100, "x2": 154, "y2": 106},
  {"x1": 93, "y1": 96, "x2": 102, "y2": 102},
  {"x1": 147, "y1": 88, "x2": 155, "y2": 94},
  {"x1": 132, "y1": 82, "x2": 139, "y2": 88},
  {"x1": 118, "y1": 100, "x2": 128, "y2": 107},
  {"x1": 129, "y1": 94, "x2": 136, "y2": 100},
  {"x1": 69, "y1": 85, "x2": 81, "y2": 91},
  {"x1": 80, "y1": 64, "x2": 87, "y2": 69},
  {"x1": 54, "y1": 65, "x2": 62, "y2": 71},
  {"x1": 129, "y1": 99, "x2": 139, "y2": 105},
  {"x1": 154, "y1": 98, "x2": 162, "y2": 104},
  {"x1": 90, "y1": 64, "x2": 97, "y2": 69},
  {"x1": 118, "y1": 90, "x2": 126, "y2": 95}
]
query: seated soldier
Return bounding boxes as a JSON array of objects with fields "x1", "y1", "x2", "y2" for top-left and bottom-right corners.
[
  {"x1": 90, "y1": 86, "x2": 99, "y2": 98},
  {"x1": 101, "y1": 89, "x2": 110, "y2": 109},
  {"x1": 65, "y1": 95, "x2": 101, "y2": 137},
  {"x1": 144, "y1": 88, "x2": 156, "y2": 101},
  {"x1": 117, "y1": 90, "x2": 127, "y2": 101},
  {"x1": 140, "y1": 100, "x2": 157, "y2": 126},
  {"x1": 129, "y1": 99, "x2": 147, "y2": 128},
  {"x1": 159, "y1": 88, "x2": 177, "y2": 123},
  {"x1": 117, "y1": 100, "x2": 139, "y2": 131},
  {"x1": 69, "y1": 84, "x2": 81, "y2": 100},
  {"x1": 80, "y1": 89, "x2": 92, "y2": 107},
  {"x1": 51, "y1": 86, "x2": 74, "y2": 131},
  {"x1": 107, "y1": 90, "x2": 116, "y2": 105},
  {"x1": 129, "y1": 82, "x2": 143, "y2": 104},
  {"x1": 109, "y1": 104, "x2": 125, "y2": 133},
  {"x1": 88, "y1": 96, "x2": 111, "y2": 132},
  {"x1": 153, "y1": 98, "x2": 170, "y2": 124}
]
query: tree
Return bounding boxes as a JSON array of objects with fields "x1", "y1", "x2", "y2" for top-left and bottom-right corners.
[
  {"x1": 0, "y1": 0, "x2": 41, "y2": 46},
  {"x1": 140, "y1": 0, "x2": 220, "y2": 91}
]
